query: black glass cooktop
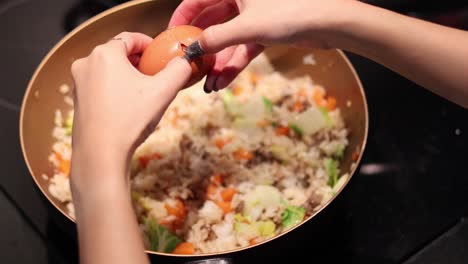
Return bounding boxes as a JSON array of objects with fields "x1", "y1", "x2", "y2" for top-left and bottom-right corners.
[{"x1": 1, "y1": 1, "x2": 467, "y2": 263}]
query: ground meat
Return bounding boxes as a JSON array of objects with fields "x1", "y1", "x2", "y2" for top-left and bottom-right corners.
[
  {"x1": 203, "y1": 123, "x2": 219, "y2": 137},
  {"x1": 179, "y1": 134, "x2": 193, "y2": 151},
  {"x1": 276, "y1": 93, "x2": 292, "y2": 106},
  {"x1": 304, "y1": 192, "x2": 323, "y2": 215}
]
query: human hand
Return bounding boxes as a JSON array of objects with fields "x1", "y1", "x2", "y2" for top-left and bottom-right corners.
[
  {"x1": 70, "y1": 32, "x2": 192, "y2": 192},
  {"x1": 169, "y1": 0, "x2": 352, "y2": 92}
]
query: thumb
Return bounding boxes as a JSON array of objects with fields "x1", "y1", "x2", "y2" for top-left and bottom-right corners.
[
  {"x1": 149, "y1": 57, "x2": 192, "y2": 98},
  {"x1": 199, "y1": 15, "x2": 260, "y2": 54}
]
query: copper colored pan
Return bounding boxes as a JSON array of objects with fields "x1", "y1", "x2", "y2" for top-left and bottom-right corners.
[{"x1": 19, "y1": 0, "x2": 368, "y2": 260}]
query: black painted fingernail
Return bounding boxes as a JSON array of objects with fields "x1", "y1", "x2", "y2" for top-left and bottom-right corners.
[
  {"x1": 213, "y1": 76, "x2": 219, "y2": 92},
  {"x1": 203, "y1": 82, "x2": 211, "y2": 93}
]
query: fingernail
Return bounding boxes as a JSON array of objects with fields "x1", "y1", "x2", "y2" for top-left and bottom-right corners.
[
  {"x1": 213, "y1": 76, "x2": 220, "y2": 92},
  {"x1": 216, "y1": 75, "x2": 231, "y2": 91},
  {"x1": 203, "y1": 82, "x2": 211, "y2": 93}
]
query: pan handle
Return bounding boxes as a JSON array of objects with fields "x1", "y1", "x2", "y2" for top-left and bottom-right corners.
[{"x1": 183, "y1": 258, "x2": 233, "y2": 264}]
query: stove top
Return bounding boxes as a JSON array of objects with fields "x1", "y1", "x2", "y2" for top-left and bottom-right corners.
[{"x1": 1, "y1": 1, "x2": 467, "y2": 263}]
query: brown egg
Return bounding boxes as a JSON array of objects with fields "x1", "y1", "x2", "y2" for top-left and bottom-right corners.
[{"x1": 138, "y1": 25, "x2": 214, "y2": 87}]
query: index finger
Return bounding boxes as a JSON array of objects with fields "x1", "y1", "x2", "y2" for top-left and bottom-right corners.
[
  {"x1": 168, "y1": 0, "x2": 223, "y2": 27},
  {"x1": 107, "y1": 32, "x2": 153, "y2": 57}
]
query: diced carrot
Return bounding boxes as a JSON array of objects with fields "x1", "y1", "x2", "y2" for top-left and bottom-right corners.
[
  {"x1": 211, "y1": 173, "x2": 223, "y2": 185},
  {"x1": 165, "y1": 200, "x2": 186, "y2": 219},
  {"x1": 292, "y1": 100, "x2": 304, "y2": 112},
  {"x1": 159, "y1": 218, "x2": 174, "y2": 230},
  {"x1": 151, "y1": 153, "x2": 162, "y2": 160},
  {"x1": 248, "y1": 238, "x2": 257, "y2": 246},
  {"x1": 53, "y1": 151, "x2": 70, "y2": 176},
  {"x1": 221, "y1": 188, "x2": 237, "y2": 202},
  {"x1": 232, "y1": 86, "x2": 243, "y2": 96},
  {"x1": 215, "y1": 138, "x2": 225, "y2": 149},
  {"x1": 327, "y1": 96, "x2": 337, "y2": 111},
  {"x1": 215, "y1": 200, "x2": 232, "y2": 214},
  {"x1": 352, "y1": 151, "x2": 360, "y2": 162},
  {"x1": 215, "y1": 137, "x2": 232, "y2": 149},
  {"x1": 233, "y1": 148, "x2": 253, "y2": 161},
  {"x1": 139, "y1": 153, "x2": 162, "y2": 169},
  {"x1": 172, "y1": 242, "x2": 195, "y2": 255},
  {"x1": 139, "y1": 156, "x2": 149, "y2": 169},
  {"x1": 313, "y1": 89, "x2": 326, "y2": 107},
  {"x1": 206, "y1": 184, "x2": 218, "y2": 199},
  {"x1": 275, "y1": 126, "x2": 290, "y2": 136},
  {"x1": 59, "y1": 159, "x2": 71, "y2": 176},
  {"x1": 250, "y1": 73, "x2": 258, "y2": 85}
]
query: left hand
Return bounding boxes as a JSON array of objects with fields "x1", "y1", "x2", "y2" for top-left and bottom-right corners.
[{"x1": 70, "y1": 32, "x2": 192, "y2": 192}]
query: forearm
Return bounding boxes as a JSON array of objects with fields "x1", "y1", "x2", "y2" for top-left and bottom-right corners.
[
  {"x1": 331, "y1": 1, "x2": 468, "y2": 108},
  {"x1": 71, "y1": 150, "x2": 149, "y2": 264}
]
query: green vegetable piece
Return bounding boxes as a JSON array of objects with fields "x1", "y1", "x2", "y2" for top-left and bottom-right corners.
[
  {"x1": 144, "y1": 217, "x2": 182, "y2": 253},
  {"x1": 234, "y1": 222, "x2": 259, "y2": 237},
  {"x1": 234, "y1": 214, "x2": 276, "y2": 238},
  {"x1": 281, "y1": 205, "x2": 306, "y2": 230},
  {"x1": 221, "y1": 89, "x2": 240, "y2": 116},
  {"x1": 289, "y1": 123, "x2": 303, "y2": 138},
  {"x1": 262, "y1": 96, "x2": 273, "y2": 112},
  {"x1": 333, "y1": 144, "x2": 345, "y2": 159},
  {"x1": 319, "y1": 107, "x2": 333, "y2": 126},
  {"x1": 256, "y1": 220, "x2": 276, "y2": 236},
  {"x1": 64, "y1": 116, "x2": 73, "y2": 135},
  {"x1": 325, "y1": 158, "x2": 339, "y2": 187}
]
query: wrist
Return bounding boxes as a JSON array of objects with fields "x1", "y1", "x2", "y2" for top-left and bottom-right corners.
[
  {"x1": 71, "y1": 177, "x2": 130, "y2": 207},
  {"x1": 324, "y1": 1, "x2": 398, "y2": 56},
  {"x1": 70, "y1": 143, "x2": 131, "y2": 197}
]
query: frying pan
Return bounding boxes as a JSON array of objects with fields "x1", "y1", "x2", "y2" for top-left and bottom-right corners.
[{"x1": 19, "y1": 0, "x2": 368, "y2": 262}]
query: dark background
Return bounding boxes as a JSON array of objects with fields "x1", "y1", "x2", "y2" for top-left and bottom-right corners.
[{"x1": 1, "y1": 0, "x2": 468, "y2": 263}]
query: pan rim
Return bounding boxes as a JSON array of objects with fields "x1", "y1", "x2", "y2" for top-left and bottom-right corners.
[{"x1": 19, "y1": 0, "x2": 369, "y2": 258}]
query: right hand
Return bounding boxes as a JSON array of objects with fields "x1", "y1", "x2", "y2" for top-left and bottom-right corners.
[{"x1": 169, "y1": 0, "x2": 353, "y2": 91}]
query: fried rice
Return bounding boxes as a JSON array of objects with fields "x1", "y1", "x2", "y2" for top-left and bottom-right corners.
[{"x1": 47, "y1": 54, "x2": 350, "y2": 254}]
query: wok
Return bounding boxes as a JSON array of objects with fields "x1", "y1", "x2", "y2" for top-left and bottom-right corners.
[{"x1": 19, "y1": 0, "x2": 369, "y2": 262}]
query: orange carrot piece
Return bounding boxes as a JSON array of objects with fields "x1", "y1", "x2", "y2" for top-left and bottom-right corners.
[
  {"x1": 215, "y1": 200, "x2": 232, "y2": 214},
  {"x1": 248, "y1": 238, "x2": 257, "y2": 246},
  {"x1": 250, "y1": 73, "x2": 258, "y2": 85},
  {"x1": 151, "y1": 153, "x2": 162, "y2": 160},
  {"x1": 165, "y1": 200, "x2": 186, "y2": 219},
  {"x1": 173, "y1": 242, "x2": 195, "y2": 254},
  {"x1": 352, "y1": 151, "x2": 360, "y2": 162},
  {"x1": 59, "y1": 159, "x2": 71, "y2": 176},
  {"x1": 221, "y1": 188, "x2": 237, "y2": 202},
  {"x1": 313, "y1": 89, "x2": 326, "y2": 107},
  {"x1": 232, "y1": 86, "x2": 243, "y2": 96},
  {"x1": 215, "y1": 138, "x2": 225, "y2": 149},
  {"x1": 206, "y1": 184, "x2": 218, "y2": 199},
  {"x1": 292, "y1": 100, "x2": 304, "y2": 112},
  {"x1": 138, "y1": 156, "x2": 149, "y2": 169},
  {"x1": 275, "y1": 126, "x2": 290, "y2": 136},
  {"x1": 215, "y1": 137, "x2": 232, "y2": 149},
  {"x1": 139, "y1": 153, "x2": 162, "y2": 169},
  {"x1": 53, "y1": 151, "x2": 70, "y2": 176},
  {"x1": 233, "y1": 148, "x2": 253, "y2": 161},
  {"x1": 211, "y1": 173, "x2": 223, "y2": 185},
  {"x1": 327, "y1": 96, "x2": 337, "y2": 111}
]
